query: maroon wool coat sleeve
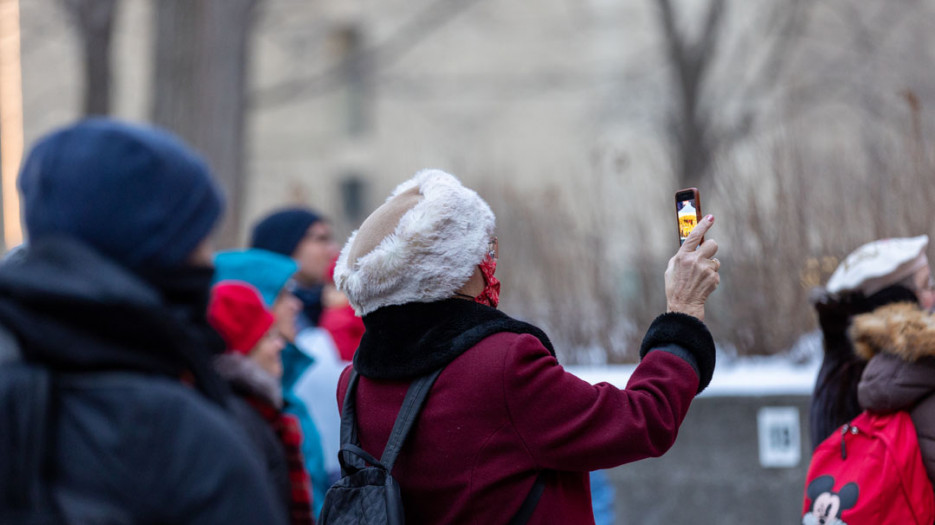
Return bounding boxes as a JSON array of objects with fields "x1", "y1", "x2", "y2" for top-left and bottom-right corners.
[{"x1": 502, "y1": 333, "x2": 699, "y2": 471}]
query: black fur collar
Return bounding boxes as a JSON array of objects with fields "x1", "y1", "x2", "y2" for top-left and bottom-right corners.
[{"x1": 354, "y1": 299, "x2": 554, "y2": 380}]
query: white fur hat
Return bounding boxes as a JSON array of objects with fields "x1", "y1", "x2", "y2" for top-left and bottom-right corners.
[
  {"x1": 334, "y1": 169, "x2": 495, "y2": 316},
  {"x1": 826, "y1": 235, "x2": 930, "y2": 296}
]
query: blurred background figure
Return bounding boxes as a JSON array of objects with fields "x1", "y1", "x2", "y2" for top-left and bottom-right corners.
[
  {"x1": 208, "y1": 281, "x2": 314, "y2": 525},
  {"x1": 251, "y1": 208, "x2": 340, "y2": 331},
  {"x1": 214, "y1": 248, "x2": 330, "y2": 519},
  {"x1": 809, "y1": 235, "x2": 932, "y2": 448},
  {"x1": 250, "y1": 209, "x2": 345, "y2": 483},
  {"x1": 844, "y1": 238, "x2": 935, "y2": 488},
  {"x1": 0, "y1": 118, "x2": 285, "y2": 524}
]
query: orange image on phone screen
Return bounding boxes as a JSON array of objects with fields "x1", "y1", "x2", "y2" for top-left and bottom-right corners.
[{"x1": 675, "y1": 188, "x2": 702, "y2": 246}]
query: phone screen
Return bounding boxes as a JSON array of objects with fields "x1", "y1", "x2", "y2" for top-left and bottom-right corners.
[{"x1": 675, "y1": 189, "x2": 701, "y2": 245}]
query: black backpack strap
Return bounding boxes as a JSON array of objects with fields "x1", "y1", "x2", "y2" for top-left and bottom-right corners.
[
  {"x1": 508, "y1": 471, "x2": 546, "y2": 525},
  {"x1": 379, "y1": 368, "x2": 444, "y2": 471},
  {"x1": 337, "y1": 368, "x2": 444, "y2": 474},
  {"x1": 337, "y1": 370, "x2": 364, "y2": 474}
]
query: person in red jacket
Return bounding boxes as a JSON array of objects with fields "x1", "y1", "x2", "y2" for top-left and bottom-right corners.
[
  {"x1": 332, "y1": 169, "x2": 721, "y2": 524},
  {"x1": 319, "y1": 257, "x2": 365, "y2": 362}
]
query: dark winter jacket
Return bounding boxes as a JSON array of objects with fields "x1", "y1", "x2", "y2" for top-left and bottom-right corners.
[
  {"x1": 228, "y1": 394, "x2": 292, "y2": 511},
  {"x1": 854, "y1": 303, "x2": 935, "y2": 487},
  {"x1": 0, "y1": 237, "x2": 287, "y2": 525},
  {"x1": 336, "y1": 299, "x2": 715, "y2": 525},
  {"x1": 216, "y1": 353, "x2": 314, "y2": 525}
]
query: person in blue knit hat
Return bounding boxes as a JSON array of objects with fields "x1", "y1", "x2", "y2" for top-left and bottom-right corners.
[
  {"x1": 251, "y1": 208, "x2": 339, "y2": 329},
  {"x1": 214, "y1": 248, "x2": 331, "y2": 519},
  {"x1": 250, "y1": 208, "x2": 348, "y2": 483},
  {"x1": 250, "y1": 208, "x2": 349, "y2": 484},
  {"x1": 0, "y1": 118, "x2": 285, "y2": 524}
]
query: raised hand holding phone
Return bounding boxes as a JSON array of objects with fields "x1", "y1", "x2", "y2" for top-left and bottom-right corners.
[{"x1": 665, "y1": 214, "x2": 720, "y2": 321}]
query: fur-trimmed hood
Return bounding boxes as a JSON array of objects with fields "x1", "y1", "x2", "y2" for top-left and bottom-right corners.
[{"x1": 850, "y1": 302, "x2": 935, "y2": 361}]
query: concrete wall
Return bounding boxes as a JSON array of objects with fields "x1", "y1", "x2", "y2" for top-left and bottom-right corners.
[{"x1": 605, "y1": 394, "x2": 811, "y2": 524}]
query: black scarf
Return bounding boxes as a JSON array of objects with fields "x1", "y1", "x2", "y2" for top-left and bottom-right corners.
[
  {"x1": 354, "y1": 299, "x2": 555, "y2": 380},
  {"x1": 293, "y1": 284, "x2": 324, "y2": 329},
  {"x1": 0, "y1": 237, "x2": 231, "y2": 406}
]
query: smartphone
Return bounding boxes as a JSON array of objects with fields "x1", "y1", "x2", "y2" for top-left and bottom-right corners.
[{"x1": 675, "y1": 188, "x2": 702, "y2": 246}]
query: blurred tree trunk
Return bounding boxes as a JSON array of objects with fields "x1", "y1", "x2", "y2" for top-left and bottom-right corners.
[
  {"x1": 60, "y1": 0, "x2": 118, "y2": 115},
  {"x1": 656, "y1": 0, "x2": 724, "y2": 190},
  {"x1": 151, "y1": 0, "x2": 259, "y2": 249}
]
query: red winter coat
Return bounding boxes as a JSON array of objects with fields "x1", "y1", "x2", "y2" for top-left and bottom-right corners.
[{"x1": 336, "y1": 301, "x2": 712, "y2": 525}]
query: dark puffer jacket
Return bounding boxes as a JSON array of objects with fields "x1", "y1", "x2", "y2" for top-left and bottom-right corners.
[
  {"x1": 854, "y1": 303, "x2": 935, "y2": 487},
  {"x1": 0, "y1": 238, "x2": 287, "y2": 524}
]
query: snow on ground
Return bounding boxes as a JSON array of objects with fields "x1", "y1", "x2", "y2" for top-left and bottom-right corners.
[{"x1": 565, "y1": 331, "x2": 823, "y2": 397}]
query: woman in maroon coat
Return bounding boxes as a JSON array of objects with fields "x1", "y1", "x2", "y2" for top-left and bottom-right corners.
[{"x1": 332, "y1": 169, "x2": 721, "y2": 524}]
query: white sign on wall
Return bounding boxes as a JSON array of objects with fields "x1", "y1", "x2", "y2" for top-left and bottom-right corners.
[{"x1": 757, "y1": 407, "x2": 801, "y2": 468}]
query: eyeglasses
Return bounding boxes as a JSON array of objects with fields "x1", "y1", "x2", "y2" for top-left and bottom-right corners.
[{"x1": 487, "y1": 237, "x2": 499, "y2": 261}]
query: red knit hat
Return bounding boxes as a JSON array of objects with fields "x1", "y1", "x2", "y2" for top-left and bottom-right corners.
[{"x1": 208, "y1": 281, "x2": 275, "y2": 355}]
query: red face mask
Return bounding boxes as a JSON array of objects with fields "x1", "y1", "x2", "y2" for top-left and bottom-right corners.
[{"x1": 475, "y1": 254, "x2": 500, "y2": 308}]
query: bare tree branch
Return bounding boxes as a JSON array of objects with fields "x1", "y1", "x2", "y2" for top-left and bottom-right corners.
[{"x1": 654, "y1": 0, "x2": 726, "y2": 189}]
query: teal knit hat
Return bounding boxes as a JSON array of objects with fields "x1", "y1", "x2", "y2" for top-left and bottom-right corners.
[{"x1": 213, "y1": 248, "x2": 298, "y2": 306}]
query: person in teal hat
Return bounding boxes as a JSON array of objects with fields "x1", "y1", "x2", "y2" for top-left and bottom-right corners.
[{"x1": 214, "y1": 248, "x2": 330, "y2": 518}]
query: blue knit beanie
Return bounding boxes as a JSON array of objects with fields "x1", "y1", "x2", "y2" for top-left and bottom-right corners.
[
  {"x1": 250, "y1": 208, "x2": 322, "y2": 257},
  {"x1": 18, "y1": 118, "x2": 224, "y2": 270},
  {"x1": 213, "y1": 248, "x2": 298, "y2": 306}
]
